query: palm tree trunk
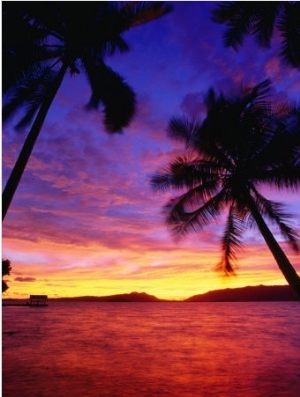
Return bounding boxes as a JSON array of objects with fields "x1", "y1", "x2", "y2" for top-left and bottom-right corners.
[
  {"x1": 2, "y1": 62, "x2": 69, "y2": 221},
  {"x1": 248, "y1": 195, "x2": 300, "y2": 300}
]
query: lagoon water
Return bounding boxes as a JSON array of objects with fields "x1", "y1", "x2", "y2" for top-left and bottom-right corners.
[{"x1": 2, "y1": 302, "x2": 300, "y2": 397}]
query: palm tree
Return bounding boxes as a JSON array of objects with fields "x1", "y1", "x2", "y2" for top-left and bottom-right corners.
[
  {"x1": 211, "y1": 1, "x2": 300, "y2": 69},
  {"x1": 2, "y1": 2, "x2": 172, "y2": 221},
  {"x1": 151, "y1": 80, "x2": 300, "y2": 299}
]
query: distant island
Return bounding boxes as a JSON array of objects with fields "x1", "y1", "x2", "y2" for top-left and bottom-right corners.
[
  {"x1": 51, "y1": 285, "x2": 297, "y2": 302},
  {"x1": 184, "y1": 285, "x2": 297, "y2": 302},
  {"x1": 53, "y1": 291, "x2": 165, "y2": 302},
  {"x1": 3, "y1": 286, "x2": 298, "y2": 305}
]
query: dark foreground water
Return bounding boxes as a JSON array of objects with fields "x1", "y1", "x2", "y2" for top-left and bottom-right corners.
[{"x1": 2, "y1": 302, "x2": 300, "y2": 397}]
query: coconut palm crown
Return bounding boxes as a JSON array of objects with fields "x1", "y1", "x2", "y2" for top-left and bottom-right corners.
[
  {"x1": 151, "y1": 80, "x2": 300, "y2": 298},
  {"x1": 211, "y1": 1, "x2": 300, "y2": 69},
  {"x1": 3, "y1": 1, "x2": 172, "y2": 131},
  {"x1": 2, "y1": 2, "x2": 172, "y2": 221}
]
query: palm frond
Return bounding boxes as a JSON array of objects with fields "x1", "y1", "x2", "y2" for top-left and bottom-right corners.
[
  {"x1": 250, "y1": 105, "x2": 300, "y2": 189},
  {"x1": 204, "y1": 87, "x2": 220, "y2": 112},
  {"x1": 100, "y1": 36, "x2": 130, "y2": 56},
  {"x1": 168, "y1": 113, "x2": 235, "y2": 171},
  {"x1": 2, "y1": 4, "x2": 53, "y2": 93},
  {"x1": 121, "y1": 1, "x2": 173, "y2": 28},
  {"x1": 85, "y1": 3, "x2": 131, "y2": 57},
  {"x1": 211, "y1": 2, "x2": 282, "y2": 49},
  {"x1": 277, "y1": 2, "x2": 300, "y2": 68},
  {"x1": 3, "y1": 67, "x2": 59, "y2": 129},
  {"x1": 164, "y1": 188, "x2": 226, "y2": 237},
  {"x1": 250, "y1": 186, "x2": 299, "y2": 252},
  {"x1": 242, "y1": 79, "x2": 272, "y2": 104},
  {"x1": 168, "y1": 116, "x2": 201, "y2": 145},
  {"x1": 212, "y1": 1, "x2": 299, "y2": 69},
  {"x1": 254, "y1": 163, "x2": 300, "y2": 191},
  {"x1": 211, "y1": 1, "x2": 240, "y2": 24},
  {"x1": 211, "y1": 1, "x2": 258, "y2": 51},
  {"x1": 83, "y1": 60, "x2": 135, "y2": 133},
  {"x1": 216, "y1": 204, "x2": 245, "y2": 274},
  {"x1": 251, "y1": 2, "x2": 282, "y2": 47},
  {"x1": 200, "y1": 80, "x2": 275, "y2": 168},
  {"x1": 151, "y1": 155, "x2": 223, "y2": 193}
]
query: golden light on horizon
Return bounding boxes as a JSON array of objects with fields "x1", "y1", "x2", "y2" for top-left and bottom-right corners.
[{"x1": 3, "y1": 234, "x2": 295, "y2": 300}]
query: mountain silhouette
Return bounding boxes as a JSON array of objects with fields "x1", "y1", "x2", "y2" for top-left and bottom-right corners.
[
  {"x1": 185, "y1": 285, "x2": 297, "y2": 302},
  {"x1": 3, "y1": 285, "x2": 298, "y2": 304},
  {"x1": 53, "y1": 291, "x2": 164, "y2": 302}
]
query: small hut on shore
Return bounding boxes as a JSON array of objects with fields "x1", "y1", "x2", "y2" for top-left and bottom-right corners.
[{"x1": 29, "y1": 295, "x2": 48, "y2": 307}]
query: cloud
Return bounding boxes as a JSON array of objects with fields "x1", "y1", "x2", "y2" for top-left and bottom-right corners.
[
  {"x1": 180, "y1": 92, "x2": 206, "y2": 119},
  {"x1": 14, "y1": 277, "x2": 36, "y2": 282},
  {"x1": 2, "y1": 2, "x2": 300, "y2": 300}
]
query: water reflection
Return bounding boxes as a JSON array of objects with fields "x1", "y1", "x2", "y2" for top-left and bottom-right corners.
[{"x1": 3, "y1": 302, "x2": 300, "y2": 396}]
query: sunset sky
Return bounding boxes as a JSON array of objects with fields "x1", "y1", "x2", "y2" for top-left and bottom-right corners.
[{"x1": 2, "y1": 1, "x2": 300, "y2": 300}]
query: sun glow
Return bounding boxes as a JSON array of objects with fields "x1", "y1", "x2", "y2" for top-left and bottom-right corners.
[
  {"x1": 2, "y1": 2, "x2": 299, "y2": 302},
  {"x1": 3, "y1": 234, "x2": 296, "y2": 300}
]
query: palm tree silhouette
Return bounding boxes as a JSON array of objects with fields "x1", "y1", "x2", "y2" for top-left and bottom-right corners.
[
  {"x1": 2, "y1": 2, "x2": 172, "y2": 221},
  {"x1": 211, "y1": 1, "x2": 300, "y2": 69},
  {"x1": 151, "y1": 80, "x2": 300, "y2": 298}
]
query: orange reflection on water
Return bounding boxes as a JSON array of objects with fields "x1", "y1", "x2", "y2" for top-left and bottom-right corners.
[{"x1": 3, "y1": 301, "x2": 300, "y2": 396}]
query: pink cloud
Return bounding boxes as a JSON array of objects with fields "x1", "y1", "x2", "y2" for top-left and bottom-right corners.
[{"x1": 2, "y1": 2, "x2": 299, "y2": 300}]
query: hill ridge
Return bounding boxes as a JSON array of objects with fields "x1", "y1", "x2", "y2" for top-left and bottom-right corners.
[
  {"x1": 185, "y1": 285, "x2": 296, "y2": 302},
  {"x1": 3, "y1": 285, "x2": 298, "y2": 303},
  {"x1": 52, "y1": 285, "x2": 297, "y2": 302}
]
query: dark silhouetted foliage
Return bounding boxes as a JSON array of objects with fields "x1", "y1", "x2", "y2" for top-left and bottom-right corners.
[
  {"x1": 212, "y1": 1, "x2": 300, "y2": 69},
  {"x1": 2, "y1": 259, "x2": 12, "y2": 293},
  {"x1": 151, "y1": 80, "x2": 300, "y2": 298},
  {"x1": 2, "y1": 2, "x2": 172, "y2": 220}
]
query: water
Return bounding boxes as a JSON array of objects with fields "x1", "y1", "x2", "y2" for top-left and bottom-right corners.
[{"x1": 2, "y1": 302, "x2": 300, "y2": 397}]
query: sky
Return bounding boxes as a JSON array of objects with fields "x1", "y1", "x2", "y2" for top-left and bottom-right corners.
[{"x1": 2, "y1": 1, "x2": 300, "y2": 300}]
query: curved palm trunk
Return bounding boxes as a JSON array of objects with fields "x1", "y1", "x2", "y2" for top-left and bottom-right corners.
[
  {"x1": 2, "y1": 62, "x2": 69, "y2": 221},
  {"x1": 248, "y1": 195, "x2": 300, "y2": 300}
]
